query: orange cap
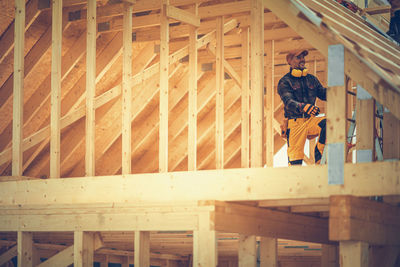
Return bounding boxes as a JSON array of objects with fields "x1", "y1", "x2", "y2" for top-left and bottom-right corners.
[{"x1": 286, "y1": 50, "x2": 308, "y2": 64}]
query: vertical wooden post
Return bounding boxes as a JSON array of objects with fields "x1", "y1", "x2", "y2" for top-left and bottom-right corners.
[
  {"x1": 250, "y1": 0, "x2": 264, "y2": 168},
  {"x1": 265, "y1": 40, "x2": 274, "y2": 167},
  {"x1": 17, "y1": 232, "x2": 33, "y2": 267},
  {"x1": 241, "y1": 27, "x2": 250, "y2": 168},
  {"x1": 238, "y1": 234, "x2": 257, "y2": 267},
  {"x1": 355, "y1": 85, "x2": 375, "y2": 163},
  {"x1": 86, "y1": 0, "x2": 96, "y2": 177},
  {"x1": 188, "y1": 4, "x2": 198, "y2": 171},
  {"x1": 122, "y1": 2, "x2": 133, "y2": 174},
  {"x1": 383, "y1": 111, "x2": 400, "y2": 160},
  {"x1": 339, "y1": 241, "x2": 369, "y2": 267},
  {"x1": 50, "y1": 0, "x2": 62, "y2": 178},
  {"x1": 135, "y1": 231, "x2": 150, "y2": 267},
  {"x1": 74, "y1": 231, "x2": 94, "y2": 267},
  {"x1": 321, "y1": 244, "x2": 339, "y2": 267},
  {"x1": 215, "y1": 16, "x2": 224, "y2": 170},
  {"x1": 159, "y1": 0, "x2": 169, "y2": 173},
  {"x1": 327, "y1": 45, "x2": 346, "y2": 184},
  {"x1": 12, "y1": 0, "x2": 25, "y2": 176},
  {"x1": 260, "y1": 236, "x2": 277, "y2": 267},
  {"x1": 193, "y1": 213, "x2": 217, "y2": 266}
]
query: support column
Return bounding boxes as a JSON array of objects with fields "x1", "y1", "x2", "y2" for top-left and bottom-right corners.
[
  {"x1": 135, "y1": 231, "x2": 150, "y2": 267},
  {"x1": 85, "y1": 0, "x2": 96, "y2": 176},
  {"x1": 215, "y1": 16, "x2": 224, "y2": 170},
  {"x1": 159, "y1": 0, "x2": 169, "y2": 173},
  {"x1": 339, "y1": 241, "x2": 369, "y2": 267},
  {"x1": 356, "y1": 85, "x2": 375, "y2": 163},
  {"x1": 265, "y1": 40, "x2": 274, "y2": 167},
  {"x1": 122, "y1": 2, "x2": 133, "y2": 174},
  {"x1": 188, "y1": 4, "x2": 198, "y2": 171},
  {"x1": 260, "y1": 236, "x2": 277, "y2": 267},
  {"x1": 193, "y1": 213, "x2": 217, "y2": 266},
  {"x1": 327, "y1": 44, "x2": 347, "y2": 184},
  {"x1": 50, "y1": 0, "x2": 62, "y2": 178},
  {"x1": 241, "y1": 26, "x2": 250, "y2": 168},
  {"x1": 250, "y1": 0, "x2": 264, "y2": 168},
  {"x1": 17, "y1": 232, "x2": 33, "y2": 267},
  {"x1": 74, "y1": 231, "x2": 94, "y2": 267},
  {"x1": 383, "y1": 110, "x2": 400, "y2": 160},
  {"x1": 238, "y1": 234, "x2": 257, "y2": 267},
  {"x1": 12, "y1": 0, "x2": 25, "y2": 176},
  {"x1": 321, "y1": 244, "x2": 339, "y2": 267}
]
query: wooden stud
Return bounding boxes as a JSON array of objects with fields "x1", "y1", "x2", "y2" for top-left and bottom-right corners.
[
  {"x1": 74, "y1": 231, "x2": 94, "y2": 267},
  {"x1": 238, "y1": 234, "x2": 256, "y2": 267},
  {"x1": 383, "y1": 111, "x2": 400, "y2": 160},
  {"x1": 135, "y1": 231, "x2": 150, "y2": 267},
  {"x1": 188, "y1": 4, "x2": 198, "y2": 171},
  {"x1": 265, "y1": 40, "x2": 274, "y2": 167},
  {"x1": 215, "y1": 16, "x2": 224, "y2": 170},
  {"x1": 250, "y1": 0, "x2": 264, "y2": 167},
  {"x1": 122, "y1": 2, "x2": 133, "y2": 174},
  {"x1": 50, "y1": 0, "x2": 62, "y2": 178},
  {"x1": 85, "y1": 0, "x2": 97, "y2": 177},
  {"x1": 17, "y1": 232, "x2": 33, "y2": 267},
  {"x1": 327, "y1": 45, "x2": 347, "y2": 184},
  {"x1": 193, "y1": 212, "x2": 217, "y2": 267},
  {"x1": 159, "y1": 0, "x2": 169, "y2": 173},
  {"x1": 339, "y1": 241, "x2": 369, "y2": 267},
  {"x1": 356, "y1": 85, "x2": 375, "y2": 163},
  {"x1": 241, "y1": 27, "x2": 250, "y2": 168},
  {"x1": 12, "y1": 0, "x2": 25, "y2": 176},
  {"x1": 260, "y1": 237, "x2": 277, "y2": 267},
  {"x1": 321, "y1": 244, "x2": 338, "y2": 267}
]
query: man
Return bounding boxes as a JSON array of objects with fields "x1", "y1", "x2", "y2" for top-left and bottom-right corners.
[{"x1": 277, "y1": 50, "x2": 327, "y2": 165}]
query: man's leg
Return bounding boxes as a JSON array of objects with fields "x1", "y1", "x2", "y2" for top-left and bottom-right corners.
[
  {"x1": 287, "y1": 119, "x2": 308, "y2": 166},
  {"x1": 314, "y1": 119, "x2": 326, "y2": 164}
]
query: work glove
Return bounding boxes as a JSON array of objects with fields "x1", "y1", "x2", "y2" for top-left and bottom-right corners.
[{"x1": 302, "y1": 103, "x2": 320, "y2": 116}]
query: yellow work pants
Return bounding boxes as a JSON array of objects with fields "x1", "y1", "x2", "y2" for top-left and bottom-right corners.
[{"x1": 287, "y1": 116, "x2": 326, "y2": 163}]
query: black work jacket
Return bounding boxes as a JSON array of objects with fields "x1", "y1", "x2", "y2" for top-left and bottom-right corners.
[{"x1": 277, "y1": 71, "x2": 327, "y2": 119}]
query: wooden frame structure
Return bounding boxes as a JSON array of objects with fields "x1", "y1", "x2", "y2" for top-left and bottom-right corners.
[{"x1": 0, "y1": 0, "x2": 399, "y2": 266}]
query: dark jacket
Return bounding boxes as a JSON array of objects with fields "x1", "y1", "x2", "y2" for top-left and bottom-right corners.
[{"x1": 277, "y1": 71, "x2": 326, "y2": 119}]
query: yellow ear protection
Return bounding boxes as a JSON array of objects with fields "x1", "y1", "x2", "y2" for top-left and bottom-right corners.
[{"x1": 291, "y1": 68, "x2": 308, "y2": 77}]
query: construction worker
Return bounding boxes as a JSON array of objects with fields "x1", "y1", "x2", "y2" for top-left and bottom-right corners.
[
  {"x1": 277, "y1": 50, "x2": 326, "y2": 166},
  {"x1": 388, "y1": 0, "x2": 400, "y2": 42}
]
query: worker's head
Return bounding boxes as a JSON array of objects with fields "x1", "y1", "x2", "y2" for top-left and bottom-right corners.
[{"x1": 286, "y1": 50, "x2": 308, "y2": 70}]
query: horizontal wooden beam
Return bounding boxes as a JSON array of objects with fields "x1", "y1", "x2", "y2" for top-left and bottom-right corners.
[
  {"x1": 329, "y1": 195, "x2": 400, "y2": 245},
  {"x1": 166, "y1": 5, "x2": 200, "y2": 27},
  {"x1": 212, "y1": 201, "x2": 331, "y2": 244},
  {"x1": 0, "y1": 202, "x2": 211, "y2": 231},
  {"x1": 0, "y1": 161, "x2": 399, "y2": 205}
]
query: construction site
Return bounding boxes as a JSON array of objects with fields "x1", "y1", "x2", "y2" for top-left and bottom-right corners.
[{"x1": 0, "y1": 0, "x2": 399, "y2": 266}]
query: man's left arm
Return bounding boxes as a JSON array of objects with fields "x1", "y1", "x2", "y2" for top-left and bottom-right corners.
[{"x1": 314, "y1": 77, "x2": 327, "y2": 101}]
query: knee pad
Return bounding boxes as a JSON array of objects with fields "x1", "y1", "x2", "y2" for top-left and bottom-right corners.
[{"x1": 318, "y1": 119, "x2": 326, "y2": 144}]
